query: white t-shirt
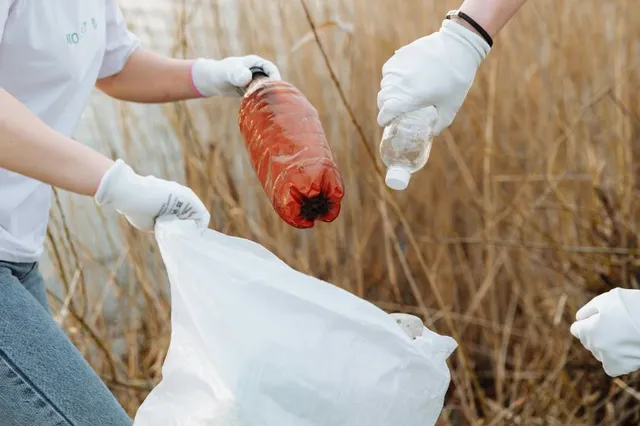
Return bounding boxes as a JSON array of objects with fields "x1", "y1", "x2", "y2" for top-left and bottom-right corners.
[{"x1": 0, "y1": 0, "x2": 140, "y2": 262}]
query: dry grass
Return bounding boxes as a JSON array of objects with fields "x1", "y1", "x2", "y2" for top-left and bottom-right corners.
[{"x1": 44, "y1": 0, "x2": 640, "y2": 424}]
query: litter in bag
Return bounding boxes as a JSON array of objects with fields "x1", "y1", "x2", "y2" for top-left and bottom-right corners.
[
  {"x1": 132, "y1": 219, "x2": 457, "y2": 426},
  {"x1": 237, "y1": 67, "x2": 345, "y2": 229}
]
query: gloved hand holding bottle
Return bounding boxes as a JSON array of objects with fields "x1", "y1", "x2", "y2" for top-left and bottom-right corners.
[
  {"x1": 570, "y1": 288, "x2": 640, "y2": 377},
  {"x1": 190, "y1": 55, "x2": 281, "y2": 97},
  {"x1": 376, "y1": 0, "x2": 528, "y2": 190}
]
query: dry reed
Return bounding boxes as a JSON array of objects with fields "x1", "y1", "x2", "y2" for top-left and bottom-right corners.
[{"x1": 44, "y1": 0, "x2": 640, "y2": 424}]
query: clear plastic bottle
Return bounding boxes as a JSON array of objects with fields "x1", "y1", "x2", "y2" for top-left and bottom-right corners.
[{"x1": 379, "y1": 106, "x2": 438, "y2": 191}]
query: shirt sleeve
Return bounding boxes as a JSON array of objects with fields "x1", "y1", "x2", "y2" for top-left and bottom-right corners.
[
  {"x1": 98, "y1": 0, "x2": 141, "y2": 79},
  {"x1": 0, "y1": 1, "x2": 14, "y2": 52}
]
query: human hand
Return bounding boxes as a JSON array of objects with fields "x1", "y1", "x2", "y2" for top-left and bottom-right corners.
[
  {"x1": 190, "y1": 55, "x2": 281, "y2": 97},
  {"x1": 94, "y1": 159, "x2": 211, "y2": 232},
  {"x1": 377, "y1": 19, "x2": 491, "y2": 134},
  {"x1": 570, "y1": 287, "x2": 640, "y2": 377}
]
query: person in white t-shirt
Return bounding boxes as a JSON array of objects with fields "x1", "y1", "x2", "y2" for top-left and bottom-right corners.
[
  {"x1": 0, "y1": 1, "x2": 280, "y2": 425},
  {"x1": 376, "y1": 0, "x2": 640, "y2": 380}
]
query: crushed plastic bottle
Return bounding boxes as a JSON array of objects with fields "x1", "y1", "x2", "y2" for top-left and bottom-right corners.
[
  {"x1": 379, "y1": 106, "x2": 438, "y2": 191},
  {"x1": 237, "y1": 67, "x2": 345, "y2": 229}
]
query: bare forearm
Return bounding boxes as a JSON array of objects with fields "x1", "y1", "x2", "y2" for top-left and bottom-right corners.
[
  {"x1": 0, "y1": 90, "x2": 113, "y2": 196},
  {"x1": 458, "y1": 0, "x2": 529, "y2": 37},
  {"x1": 95, "y1": 49, "x2": 201, "y2": 103}
]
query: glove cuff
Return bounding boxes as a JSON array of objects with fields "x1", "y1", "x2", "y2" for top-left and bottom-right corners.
[
  {"x1": 190, "y1": 57, "x2": 219, "y2": 98},
  {"x1": 440, "y1": 19, "x2": 491, "y2": 63},
  {"x1": 94, "y1": 158, "x2": 135, "y2": 208},
  {"x1": 445, "y1": 10, "x2": 493, "y2": 47}
]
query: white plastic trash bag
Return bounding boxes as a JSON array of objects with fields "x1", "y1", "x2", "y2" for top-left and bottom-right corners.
[{"x1": 133, "y1": 219, "x2": 457, "y2": 426}]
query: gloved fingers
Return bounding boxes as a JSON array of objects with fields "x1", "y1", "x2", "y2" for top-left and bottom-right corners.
[
  {"x1": 163, "y1": 186, "x2": 210, "y2": 227},
  {"x1": 380, "y1": 58, "x2": 403, "y2": 81},
  {"x1": 378, "y1": 69, "x2": 445, "y2": 128},
  {"x1": 377, "y1": 98, "x2": 443, "y2": 131},
  {"x1": 381, "y1": 47, "x2": 415, "y2": 76},
  {"x1": 377, "y1": 78, "x2": 424, "y2": 127},
  {"x1": 378, "y1": 73, "x2": 403, "y2": 106},
  {"x1": 570, "y1": 313, "x2": 600, "y2": 351},
  {"x1": 195, "y1": 211, "x2": 211, "y2": 229},
  {"x1": 380, "y1": 56, "x2": 394, "y2": 77},
  {"x1": 575, "y1": 303, "x2": 599, "y2": 322},
  {"x1": 150, "y1": 186, "x2": 211, "y2": 230},
  {"x1": 570, "y1": 312, "x2": 600, "y2": 339},
  {"x1": 569, "y1": 320, "x2": 582, "y2": 340},
  {"x1": 226, "y1": 63, "x2": 253, "y2": 89},
  {"x1": 175, "y1": 209, "x2": 210, "y2": 229},
  {"x1": 575, "y1": 293, "x2": 607, "y2": 321},
  {"x1": 257, "y1": 59, "x2": 282, "y2": 81},
  {"x1": 125, "y1": 213, "x2": 156, "y2": 233},
  {"x1": 376, "y1": 78, "x2": 393, "y2": 112},
  {"x1": 432, "y1": 106, "x2": 456, "y2": 136},
  {"x1": 185, "y1": 189, "x2": 211, "y2": 229},
  {"x1": 241, "y1": 55, "x2": 282, "y2": 80},
  {"x1": 377, "y1": 96, "x2": 411, "y2": 127},
  {"x1": 379, "y1": 72, "x2": 402, "y2": 89}
]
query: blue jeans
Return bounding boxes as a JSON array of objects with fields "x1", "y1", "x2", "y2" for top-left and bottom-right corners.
[{"x1": 0, "y1": 261, "x2": 133, "y2": 425}]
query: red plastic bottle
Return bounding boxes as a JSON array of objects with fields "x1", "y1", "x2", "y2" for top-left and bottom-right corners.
[{"x1": 237, "y1": 67, "x2": 345, "y2": 229}]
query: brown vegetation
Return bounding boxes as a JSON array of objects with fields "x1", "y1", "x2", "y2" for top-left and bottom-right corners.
[{"x1": 47, "y1": 0, "x2": 640, "y2": 424}]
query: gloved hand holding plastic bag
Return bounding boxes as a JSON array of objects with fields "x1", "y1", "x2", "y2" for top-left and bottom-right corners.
[{"x1": 133, "y1": 219, "x2": 457, "y2": 426}]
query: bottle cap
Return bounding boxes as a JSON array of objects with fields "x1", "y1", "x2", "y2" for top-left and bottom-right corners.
[{"x1": 385, "y1": 167, "x2": 411, "y2": 191}]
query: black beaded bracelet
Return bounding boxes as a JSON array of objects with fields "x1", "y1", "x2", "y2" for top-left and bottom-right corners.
[{"x1": 445, "y1": 9, "x2": 494, "y2": 48}]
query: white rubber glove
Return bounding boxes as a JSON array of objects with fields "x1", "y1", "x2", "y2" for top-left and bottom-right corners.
[
  {"x1": 95, "y1": 159, "x2": 211, "y2": 232},
  {"x1": 377, "y1": 19, "x2": 491, "y2": 134},
  {"x1": 190, "y1": 55, "x2": 281, "y2": 97},
  {"x1": 570, "y1": 288, "x2": 640, "y2": 377}
]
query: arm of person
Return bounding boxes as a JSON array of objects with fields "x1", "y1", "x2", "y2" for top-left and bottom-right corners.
[
  {"x1": 0, "y1": 3, "x2": 109, "y2": 194},
  {"x1": 0, "y1": 89, "x2": 113, "y2": 196},
  {"x1": 0, "y1": 89, "x2": 210, "y2": 230},
  {"x1": 95, "y1": 48, "x2": 281, "y2": 103},
  {"x1": 95, "y1": 51, "x2": 199, "y2": 103},
  {"x1": 93, "y1": 1, "x2": 280, "y2": 103},
  {"x1": 0, "y1": 2, "x2": 211, "y2": 234},
  {"x1": 376, "y1": 0, "x2": 530, "y2": 130},
  {"x1": 457, "y1": 0, "x2": 530, "y2": 38}
]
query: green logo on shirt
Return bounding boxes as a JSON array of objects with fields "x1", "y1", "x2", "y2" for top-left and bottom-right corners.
[{"x1": 66, "y1": 19, "x2": 97, "y2": 45}]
